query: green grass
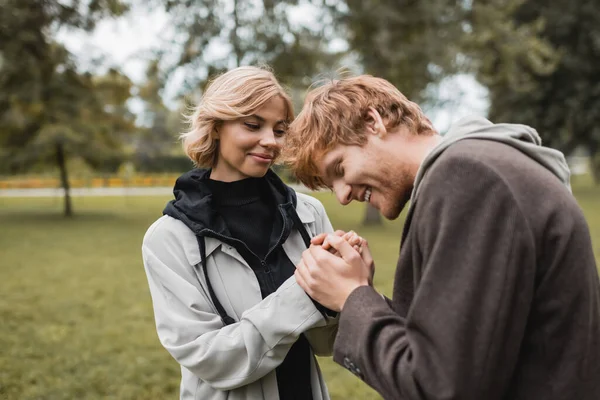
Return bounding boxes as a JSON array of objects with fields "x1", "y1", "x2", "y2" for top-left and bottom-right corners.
[{"x1": 0, "y1": 181, "x2": 598, "y2": 400}]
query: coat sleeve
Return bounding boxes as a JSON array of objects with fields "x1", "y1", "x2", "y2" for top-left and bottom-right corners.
[
  {"x1": 299, "y1": 194, "x2": 340, "y2": 356},
  {"x1": 332, "y1": 156, "x2": 537, "y2": 399},
  {"x1": 142, "y1": 219, "x2": 327, "y2": 391}
]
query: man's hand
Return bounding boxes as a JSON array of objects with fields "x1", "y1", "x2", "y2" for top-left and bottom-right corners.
[
  {"x1": 312, "y1": 230, "x2": 363, "y2": 254},
  {"x1": 311, "y1": 230, "x2": 376, "y2": 285},
  {"x1": 295, "y1": 234, "x2": 371, "y2": 311}
]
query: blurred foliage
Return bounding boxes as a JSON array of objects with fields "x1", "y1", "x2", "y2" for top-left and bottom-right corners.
[
  {"x1": 329, "y1": 0, "x2": 470, "y2": 224},
  {"x1": 332, "y1": 0, "x2": 600, "y2": 184},
  {"x1": 134, "y1": 60, "x2": 184, "y2": 161},
  {"x1": 145, "y1": 0, "x2": 342, "y2": 91},
  {"x1": 469, "y1": 0, "x2": 600, "y2": 181},
  {"x1": 2, "y1": 0, "x2": 600, "y2": 214},
  {"x1": 330, "y1": 0, "x2": 466, "y2": 103},
  {"x1": 0, "y1": 0, "x2": 135, "y2": 215}
]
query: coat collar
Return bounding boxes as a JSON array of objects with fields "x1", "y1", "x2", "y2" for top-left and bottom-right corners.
[
  {"x1": 294, "y1": 193, "x2": 316, "y2": 224},
  {"x1": 202, "y1": 196, "x2": 315, "y2": 259}
]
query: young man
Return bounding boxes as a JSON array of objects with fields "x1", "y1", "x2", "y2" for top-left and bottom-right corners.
[{"x1": 283, "y1": 75, "x2": 600, "y2": 400}]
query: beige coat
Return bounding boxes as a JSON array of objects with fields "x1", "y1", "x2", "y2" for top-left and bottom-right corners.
[{"x1": 142, "y1": 192, "x2": 337, "y2": 400}]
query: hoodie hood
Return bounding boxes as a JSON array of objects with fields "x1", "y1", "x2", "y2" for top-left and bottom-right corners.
[
  {"x1": 163, "y1": 168, "x2": 298, "y2": 236},
  {"x1": 411, "y1": 116, "x2": 572, "y2": 202}
]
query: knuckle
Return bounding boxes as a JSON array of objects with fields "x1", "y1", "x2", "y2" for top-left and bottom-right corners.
[{"x1": 348, "y1": 253, "x2": 360, "y2": 264}]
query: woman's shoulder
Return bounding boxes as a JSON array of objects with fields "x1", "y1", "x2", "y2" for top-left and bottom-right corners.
[
  {"x1": 295, "y1": 191, "x2": 323, "y2": 207},
  {"x1": 295, "y1": 191, "x2": 328, "y2": 220},
  {"x1": 142, "y1": 215, "x2": 197, "y2": 252}
]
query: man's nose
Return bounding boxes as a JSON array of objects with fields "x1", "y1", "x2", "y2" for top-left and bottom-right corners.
[{"x1": 333, "y1": 181, "x2": 352, "y2": 205}]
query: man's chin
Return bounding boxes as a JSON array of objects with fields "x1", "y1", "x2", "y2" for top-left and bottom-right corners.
[
  {"x1": 382, "y1": 200, "x2": 410, "y2": 220},
  {"x1": 382, "y1": 209, "x2": 400, "y2": 220}
]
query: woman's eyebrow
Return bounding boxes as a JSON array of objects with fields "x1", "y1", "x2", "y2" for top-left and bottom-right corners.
[{"x1": 247, "y1": 114, "x2": 286, "y2": 124}]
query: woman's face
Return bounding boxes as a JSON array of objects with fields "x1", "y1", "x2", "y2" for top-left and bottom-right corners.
[{"x1": 210, "y1": 96, "x2": 288, "y2": 182}]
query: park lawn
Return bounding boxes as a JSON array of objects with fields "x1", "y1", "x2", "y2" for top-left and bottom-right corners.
[{"x1": 0, "y1": 182, "x2": 598, "y2": 400}]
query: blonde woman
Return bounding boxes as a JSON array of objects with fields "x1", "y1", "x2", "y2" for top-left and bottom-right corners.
[{"x1": 141, "y1": 66, "x2": 344, "y2": 400}]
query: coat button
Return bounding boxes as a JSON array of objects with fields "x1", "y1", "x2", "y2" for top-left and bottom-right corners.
[
  {"x1": 354, "y1": 367, "x2": 363, "y2": 378},
  {"x1": 343, "y1": 357, "x2": 352, "y2": 369}
]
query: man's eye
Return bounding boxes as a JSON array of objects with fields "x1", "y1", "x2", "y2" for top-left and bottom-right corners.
[{"x1": 244, "y1": 122, "x2": 260, "y2": 130}]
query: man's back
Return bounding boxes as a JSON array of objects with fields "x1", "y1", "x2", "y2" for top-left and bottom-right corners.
[{"x1": 392, "y1": 139, "x2": 600, "y2": 399}]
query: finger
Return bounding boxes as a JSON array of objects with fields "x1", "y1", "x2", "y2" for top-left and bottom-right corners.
[
  {"x1": 303, "y1": 245, "x2": 319, "y2": 269},
  {"x1": 347, "y1": 234, "x2": 362, "y2": 247},
  {"x1": 296, "y1": 259, "x2": 317, "y2": 289},
  {"x1": 342, "y1": 230, "x2": 355, "y2": 241},
  {"x1": 310, "y1": 241, "x2": 350, "y2": 270},
  {"x1": 323, "y1": 234, "x2": 361, "y2": 265},
  {"x1": 307, "y1": 245, "x2": 335, "y2": 280},
  {"x1": 360, "y1": 239, "x2": 374, "y2": 266},
  {"x1": 294, "y1": 268, "x2": 311, "y2": 295},
  {"x1": 310, "y1": 233, "x2": 328, "y2": 246},
  {"x1": 359, "y1": 239, "x2": 375, "y2": 285},
  {"x1": 320, "y1": 230, "x2": 347, "y2": 251}
]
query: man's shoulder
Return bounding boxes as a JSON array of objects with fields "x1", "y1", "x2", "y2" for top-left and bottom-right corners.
[
  {"x1": 438, "y1": 138, "x2": 523, "y2": 165},
  {"x1": 424, "y1": 139, "x2": 511, "y2": 184},
  {"x1": 422, "y1": 138, "x2": 576, "y2": 217},
  {"x1": 416, "y1": 139, "x2": 537, "y2": 209},
  {"x1": 429, "y1": 138, "x2": 552, "y2": 185}
]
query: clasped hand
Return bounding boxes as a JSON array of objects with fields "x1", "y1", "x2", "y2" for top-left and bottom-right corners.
[{"x1": 295, "y1": 230, "x2": 375, "y2": 312}]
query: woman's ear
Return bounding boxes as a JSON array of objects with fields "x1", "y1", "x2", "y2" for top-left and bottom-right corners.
[{"x1": 365, "y1": 107, "x2": 386, "y2": 137}]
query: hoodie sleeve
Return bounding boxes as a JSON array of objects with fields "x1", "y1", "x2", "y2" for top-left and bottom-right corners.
[{"x1": 141, "y1": 217, "x2": 327, "y2": 391}]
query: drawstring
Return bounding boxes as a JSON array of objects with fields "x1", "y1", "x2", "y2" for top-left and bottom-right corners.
[
  {"x1": 288, "y1": 207, "x2": 312, "y2": 248},
  {"x1": 197, "y1": 235, "x2": 236, "y2": 326},
  {"x1": 197, "y1": 207, "x2": 312, "y2": 327}
]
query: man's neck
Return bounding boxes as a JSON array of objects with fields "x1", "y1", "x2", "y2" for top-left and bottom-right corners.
[{"x1": 397, "y1": 133, "x2": 443, "y2": 180}]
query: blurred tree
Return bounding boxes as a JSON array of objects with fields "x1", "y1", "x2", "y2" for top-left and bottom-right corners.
[
  {"x1": 148, "y1": 0, "x2": 340, "y2": 90},
  {"x1": 332, "y1": 0, "x2": 466, "y2": 103},
  {"x1": 332, "y1": 0, "x2": 562, "y2": 223},
  {"x1": 469, "y1": 0, "x2": 600, "y2": 182},
  {"x1": 330, "y1": 0, "x2": 467, "y2": 224},
  {"x1": 136, "y1": 61, "x2": 179, "y2": 155},
  {"x1": 0, "y1": 0, "x2": 133, "y2": 216}
]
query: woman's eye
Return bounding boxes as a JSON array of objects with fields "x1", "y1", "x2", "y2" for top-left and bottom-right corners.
[
  {"x1": 244, "y1": 122, "x2": 260, "y2": 130},
  {"x1": 274, "y1": 129, "x2": 286, "y2": 136}
]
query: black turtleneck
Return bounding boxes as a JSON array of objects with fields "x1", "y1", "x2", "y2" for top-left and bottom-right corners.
[
  {"x1": 204, "y1": 175, "x2": 314, "y2": 400},
  {"x1": 205, "y1": 177, "x2": 277, "y2": 260}
]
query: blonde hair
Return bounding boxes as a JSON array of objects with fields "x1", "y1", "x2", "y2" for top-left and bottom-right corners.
[
  {"x1": 181, "y1": 66, "x2": 294, "y2": 167},
  {"x1": 283, "y1": 74, "x2": 435, "y2": 190}
]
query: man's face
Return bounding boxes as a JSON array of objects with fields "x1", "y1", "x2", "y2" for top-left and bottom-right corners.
[{"x1": 315, "y1": 136, "x2": 414, "y2": 220}]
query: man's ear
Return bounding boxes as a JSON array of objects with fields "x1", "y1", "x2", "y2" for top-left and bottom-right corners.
[{"x1": 365, "y1": 107, "x2": 386, "y2": 137}]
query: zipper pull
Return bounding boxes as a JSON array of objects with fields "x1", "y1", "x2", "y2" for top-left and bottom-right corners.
[{"x1": 261, "y1": 260, "x2": 270, "y2": 273}]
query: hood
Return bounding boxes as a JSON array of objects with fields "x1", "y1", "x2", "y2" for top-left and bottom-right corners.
[
  {"x1": 163, "y1": 168, "x2": 298, "y2": 236},
  {"x1": 411, "y1": 115, "x2": 572, "y2": 202}
]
